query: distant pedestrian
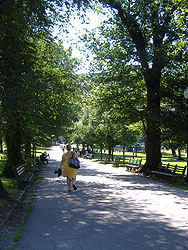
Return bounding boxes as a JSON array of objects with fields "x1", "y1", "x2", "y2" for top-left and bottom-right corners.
[{"x1": 60, "y1": 144, "x2": 78, "y2": 192}]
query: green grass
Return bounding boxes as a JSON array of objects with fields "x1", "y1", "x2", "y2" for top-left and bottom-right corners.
[
  {"x1": 36, "y1": 175, "x2": 43, "y2": 181},
  {"x1": 25, "y1": 203, "x2": 33, "y2": 213},
  {"x1": 92, "y1": 150, "x2": 188, "y2": 188},
  {"x1": 36, "y1": 147, "x2": 50, "y2": 151},
  {"x1": 95, "y1": 150, "x2": 187, "y2": 167},
  {"x1": 1, "y1": 178, "x2": 21, "y2": 200},
  {"x1": 170, "y1": 183, "x2": 188, "y2": 190},
  {"x1": 12, "y1": 203, "x2": 33, "y2": 243},
  {"x1": 12, "y1": 217, "x2": 25, "y2": 242},
  {"x1": 36, "y1": 147, "x2": 50, "y2": 157}
]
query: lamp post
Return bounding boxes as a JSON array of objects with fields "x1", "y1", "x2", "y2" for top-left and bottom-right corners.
[{"x1": 184, "y1": 87, "x2": 188, "y2": 183}]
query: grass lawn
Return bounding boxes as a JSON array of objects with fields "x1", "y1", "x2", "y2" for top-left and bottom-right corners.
[
  {"x1": 1, "y1": 177, "x2": 21, "y2": 199},
  {"x1": 92, "y1": 150, "x2": 188, "y2": 187},
  {"x1": 35, "y1": 147, "x2": 51, "y2": 157},
  {"x1": 95, "y1": 149, "x2": 187, "y2": 167}
]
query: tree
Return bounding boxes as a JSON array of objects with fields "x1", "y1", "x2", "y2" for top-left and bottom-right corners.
[
  {"x1": 75, "y1": 0, "x2": 188, "y2": 173},
  {"x1": 160, "y1": 59, "x2": 188, "y2": 146},
  {"x1": 0, "y1": 1, "x2": 80, "y2": 177},
  {"x1": 1, "y1": 0, "x2": 51, "y2": 175}
]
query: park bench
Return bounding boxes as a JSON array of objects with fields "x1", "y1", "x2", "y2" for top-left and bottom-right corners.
[
  {"x1": 151, "y1": 162, "x2": 186, "y2": 183},
  {"x1": 104, "y1": 156, "x2": 121, "y2": 167},
  {"x1": 111, "y1": 156, "x2": 121, "y2": 167},
  {"x1": 31, "y1": 157, "x2": 42, "y2": 172},
  {"x1": 14, "y1": 164, "x2": 34, "y2": 189},
  {"x1": 123, "y1": 158, "x2": 142, "y2": 171}
]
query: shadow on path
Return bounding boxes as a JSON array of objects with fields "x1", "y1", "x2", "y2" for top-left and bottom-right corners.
[{"x1": 17, "y1": 157, "x2": 188, "y2": 250}]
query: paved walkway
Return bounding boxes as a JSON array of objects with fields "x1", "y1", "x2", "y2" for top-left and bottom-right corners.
[{"x1": 17, "y1": 146, "x2": 188, "y2": 250}]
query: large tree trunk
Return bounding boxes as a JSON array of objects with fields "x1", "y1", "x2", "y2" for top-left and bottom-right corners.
[
  {"x1": 100, "y1": 144, "x2": 103, "y2": 160},
  {"x1": 0, "y1": 179, "x2": 11, "y2": 200},
  {"x1": 4, "y1": 125, "x2": 22, "y2": 177},
  {"x1": 24, "y1": 136, "x2": 32, "y2": 162},
  {"x1": 141, "y1": 73, "x2": 161, "y2": 173}
]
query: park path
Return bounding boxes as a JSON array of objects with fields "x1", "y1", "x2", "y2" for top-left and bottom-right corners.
[{"x1": 17, "y1": 146, "x2": 188, "y2": 250}]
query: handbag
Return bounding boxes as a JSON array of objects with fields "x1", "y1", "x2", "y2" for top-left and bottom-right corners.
[{"x1": 69, "y1": 152, "x2": 80, "y2": 169}]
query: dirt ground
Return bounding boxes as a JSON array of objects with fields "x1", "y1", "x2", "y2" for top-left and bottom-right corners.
[{"x1": 0, "y1": 175, "x2": 42, "y2": 250}]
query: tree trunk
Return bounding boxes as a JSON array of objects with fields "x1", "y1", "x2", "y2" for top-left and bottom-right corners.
[
  {"x1": 172, "y1": 148, "x2": 176, "y2": 157},
  {"x1": 108, "y1": 147, "x2": 111, "y2": 160},
  {"x1": 4, "y1": 125, "x2": 22, "y2": 177},
  {"x1": 177, "y1": 148, "x2": 182, "y2": 160},
  {"x1": 123, "y1": 145, "x2": 125, "y2": 164},
  {"x1": 82, "y1": 143, "x2": 85, "y2": 155},
  {"x1": 141, "y1": 74, "x2": 161, "y2": 174},
  {"x1": 25, "y1": 136, "x2": 31, "y2": 161},
  {"x1": 0, "y1": 179, "x2": 11, "y2": 200},
  {"x1": 100, "y1": 144, "x2": 103, "y2": 160}
]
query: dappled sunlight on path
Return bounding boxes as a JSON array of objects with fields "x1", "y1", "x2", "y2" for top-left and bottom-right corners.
[{"x1": 17, "y1": 146, "x2": 188, "y2": 250}]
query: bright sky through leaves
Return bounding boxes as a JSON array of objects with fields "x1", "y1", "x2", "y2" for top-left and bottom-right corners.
[{"x1": 53, "y1": 10, "x2": 107, "y2": 73}]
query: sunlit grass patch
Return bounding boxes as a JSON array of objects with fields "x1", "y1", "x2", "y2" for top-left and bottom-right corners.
[
  {"x1": 36, "y1": 146, "x2": 51, "y2": 157},
  {"x1": 1, "y1": 178, "x2": 21, "y2": 200}
]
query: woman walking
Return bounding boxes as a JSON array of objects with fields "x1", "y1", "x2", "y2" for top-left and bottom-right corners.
[{"x1": 60, "y1": 144, "x2": 78, "y2": 192}]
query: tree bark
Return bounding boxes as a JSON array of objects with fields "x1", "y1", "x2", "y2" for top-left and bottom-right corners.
[
  {"x1": 100, "y1": 144, "x2": 103, "y2": 160},
  {"x1": 108, "y1": 147, "x2": 112, "y2": 160},
  {"x1": 0, "y1": 179, "x2": 11, "y2": 200},
  {"x1": 177, "y1": 148, "x2": 182, "y2": 160},
  {"x1": 123, "y1": 145, "x2": 125, "y2": 164},
  {"x1": 24, "y1": 136, "x2": 32, "y2": 161},
  {"x1": 4, "y1": 125, "x2": 22, "y2": 177},
  {"x1": 141, "y1": 73, "x2": 161, "y2": 173}
]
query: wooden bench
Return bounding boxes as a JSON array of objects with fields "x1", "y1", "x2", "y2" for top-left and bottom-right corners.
[
  {"x1": 104, "y1": 156, "x2": 120, "y2": 166},
  {"x1": 151, "y1": 162, "x2": 186, "y2": 183},
  {"x1": 123, "y1": 158, "x2": 142, "y2": 171},
  {"x1": 111, "y1": 156, "x2": 121, "y2": 167},
  {"x1": 14, "y1": 164, "x2": 34, "y2": 189}
]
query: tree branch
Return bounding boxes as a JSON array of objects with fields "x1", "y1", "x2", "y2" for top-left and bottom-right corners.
[{"x1": 102, "y1": 0, "x2": 149, "y2": 72}]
